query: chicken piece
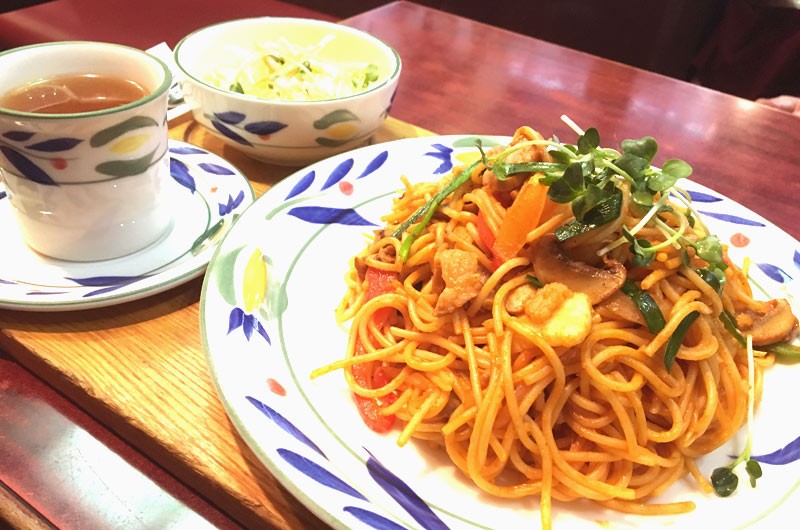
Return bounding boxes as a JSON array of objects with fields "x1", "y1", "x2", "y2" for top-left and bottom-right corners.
[
  {"x1": 524, "y1": 283, "x2": 593, "y2": 348},
  {"x1": 433, "y1": 248, "x2": 487, "y2": 315},
  {"x1": 481, "y1": 127, "x2": 553, "y2": 192},
  {"x1": 505, "y1": 283, "x2": 537, "y2": 315}
]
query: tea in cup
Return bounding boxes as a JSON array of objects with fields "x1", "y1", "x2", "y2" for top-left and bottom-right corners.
[{"x1": 0, "y1": 41, "x2": 173, "y2": 261}]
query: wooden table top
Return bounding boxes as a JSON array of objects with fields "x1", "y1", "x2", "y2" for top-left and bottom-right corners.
[{"x1": 1, "y1": 2, "x2": 798, "y2": 529}]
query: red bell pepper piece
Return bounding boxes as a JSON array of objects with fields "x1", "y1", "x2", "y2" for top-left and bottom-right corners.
[{"x1": 351, "y1": 266, "x2": 399, "y2": 432}]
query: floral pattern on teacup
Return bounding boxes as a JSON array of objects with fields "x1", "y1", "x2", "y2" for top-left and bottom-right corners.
[{"x1": 0, "y1": 116, "x2": 162, "y2": 185}]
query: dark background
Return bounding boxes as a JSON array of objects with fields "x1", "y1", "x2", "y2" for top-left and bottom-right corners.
[{"x1": 3, "y1": 0, "x2": 799, "y2": 100}]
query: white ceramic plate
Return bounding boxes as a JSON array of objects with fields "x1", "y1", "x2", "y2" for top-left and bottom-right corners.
[
  {"x1": 200, "y1": 136, "x2": 800, "y2": 530},
  {"x1": 0, "y1": 139, "x2": 253, "y2": 311}
]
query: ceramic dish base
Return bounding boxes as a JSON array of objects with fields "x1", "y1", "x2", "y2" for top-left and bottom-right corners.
[{"x1": 0, "y1": 139, "x2": 254, "y2": 311}]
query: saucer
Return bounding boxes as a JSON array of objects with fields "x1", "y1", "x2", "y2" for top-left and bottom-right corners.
[{"x1": 0, "y1": 139, "x2": 254, "y2": 311}]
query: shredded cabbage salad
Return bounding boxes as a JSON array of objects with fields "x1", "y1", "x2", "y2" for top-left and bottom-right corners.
[{"x1": 207, "y1": 35, "x2": 381, "y2": 101}]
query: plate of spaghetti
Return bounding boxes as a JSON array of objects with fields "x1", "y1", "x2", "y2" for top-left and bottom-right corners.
[{"x1": 200, "y1": 120, "x2": 800, "y2": 530}]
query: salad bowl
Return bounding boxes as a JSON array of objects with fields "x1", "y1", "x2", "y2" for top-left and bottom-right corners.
[{"x1": 174, "y1": 17, "x2": 401, "y2": 166}]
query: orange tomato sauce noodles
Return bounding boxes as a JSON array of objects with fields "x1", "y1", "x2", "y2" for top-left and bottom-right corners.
[{"x1": 311, "y1": 126, "x2": 783, "y2": 529}]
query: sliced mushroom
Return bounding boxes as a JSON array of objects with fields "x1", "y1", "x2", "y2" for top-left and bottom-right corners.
[
  {"x1": 596, "y1": 290, "x2": 645, "y2": 325},
  {"x1": 531, "y1": 235, "x2": 626, "y2": 305},
  {"x1": 737, "y1": 298, "x2": 799, "y2": 346}
]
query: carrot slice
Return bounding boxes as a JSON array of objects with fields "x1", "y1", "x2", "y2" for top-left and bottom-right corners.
[{"x1": 491, "y1": 175, "x2": 549, "y2": 263}]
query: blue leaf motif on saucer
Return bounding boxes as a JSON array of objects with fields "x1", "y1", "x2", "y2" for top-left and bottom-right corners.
[
  {"x1": 66, "y1": 275, "x2": 148, "y2": 297},
  {"x1": 219, "y1": 190, "x2": 246, "y2": 216},
  {"x1": 199, "y1": 162, "x2": 236, "y2": 176},
  {"x1": 169, "y1": 157, "x2": 196, "y2": 193}
]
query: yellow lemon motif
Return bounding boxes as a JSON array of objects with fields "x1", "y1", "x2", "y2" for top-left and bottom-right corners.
[
  {"x1": 239, "y1": 247, "x2": 268, "y2": 313},
  {"x1": 322, "y1": 122, "x2": 358, "y2": 140},
  {"x1": 455, "y1": 151, "x2": 481, "y2": 165},
  {"x1": 109, "y1": 133, "x2": 151, "y2": 154}
]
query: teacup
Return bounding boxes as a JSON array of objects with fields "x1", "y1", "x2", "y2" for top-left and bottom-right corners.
[{"x1": 0, "y1": 41, "x2": 173, "y2": 262}]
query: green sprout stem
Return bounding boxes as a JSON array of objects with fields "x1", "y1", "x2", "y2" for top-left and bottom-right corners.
[{"x1": 711, "y1": 334, "x2": 761, "y2": 497}]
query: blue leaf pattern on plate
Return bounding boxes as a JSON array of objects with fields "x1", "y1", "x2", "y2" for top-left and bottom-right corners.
[
  {"x1": 697, "y1": 210, "x2": 765, "y2": 227},
  {"x1": 196, "y1": 136, "x2": 800, "y2": 530},
  {"x1": 26, "y1": 138, "x2": 82, "y2": 152},
  {"x1": 343, "y1": 507, "x2": 408, "y2": 530},
  {"x1": 752, "y1": 434, "x2": 800, "y2": 465},
  {"x1": 66, "y1": 275, "x2": 144, "y2": 287},
  {"x1": 246, "y1": 396, "x2": 326, "y2": 457},
  {"x1": 169, "y1": 157, "x2": 196, "y2": 193},
  {"x1": 212, "y1": 120, "x2": 253, "y2": 146},
  {"x1": 365, "y1": 450, "x2": 450, "y2": 530},
  {"x1": 219, "y1": 190, "x2": 246, "y2": 216},
  {"x1": 285, "y1": 170, "x2": 316, "y2": 200},
  {"x1": 244, "y1": 121, "x2": 288, "y2": 136},
  {"x1": 2, "y1": 130, "x2": 35, "y2": 142},
  {"x1": 277, "y1": 448, "x2": 367, "y2": 500},
  {"x1": 424, "y1": 144, "x2": 454, "y2": 175},
  {"x1": 82, "y1": 282, "x2": 142, "y2": 297},
  {"x1": 756, "y1": 263, "x2": 793, "y2": 283},
  {"x1": 228, "y1": 306, "x2": 245, "y2": 332},
  {"x1": 214, "y1": 111, "x2": 246, "y2": 125},
  {"x1": 321, "y1": 158, "x2": 355, "y2": 191},
  {"x1": 65, "y1": 275, "x2": 145, "y2": 297},
  {"x1": 169, "y1": 145, "x2": 207, "y2": 155},
  {"x1": 199, "y1": 162, "x2": 236, "y2": 176},
  {"x1": 228, "y1": 307, "x2": 270, "y2": 342},
  {"x1": 357, "y1": 151, "x2": 389, "y2": 179},
  {"x1": 687, "y1": 190, "x2": 723, "y2": 203},
  {"x1": 0, "y1": 146, "x2": 57, "y2": 185},
  {"x1": 287, "y1": 206, "x2": 377, "y2": 226},
  {"x1": 0, "y1": 190, "x2": 6, "y2": 200}
]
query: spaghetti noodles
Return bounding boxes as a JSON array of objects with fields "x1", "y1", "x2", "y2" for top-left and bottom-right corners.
[{"x1": 311, "y1": 124, "x2": 797, "y2": 528}]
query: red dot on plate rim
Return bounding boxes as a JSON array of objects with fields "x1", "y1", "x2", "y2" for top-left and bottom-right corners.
[
  {"x1": 267, "y1": 378, "x2": 286, "y2": 396},
  {"x1": 730, "y1": 233, "x2": 750, "y2": 248},
  {"x1": 339, "y1": 181, "x2": 354, "y2": 195}
]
